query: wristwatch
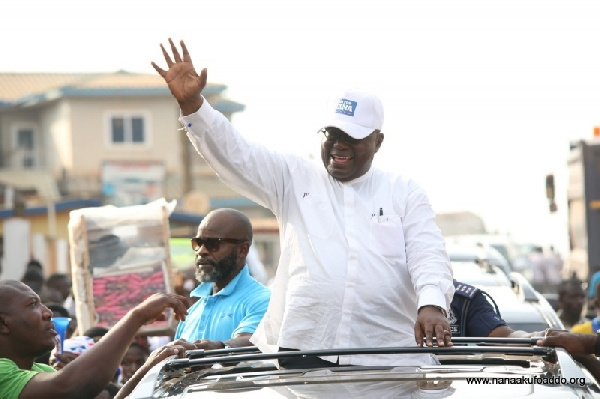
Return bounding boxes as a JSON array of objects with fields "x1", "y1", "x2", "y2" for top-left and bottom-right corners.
[{"x1": 418, "y1": 305, "x2": 448, "y2": 318}]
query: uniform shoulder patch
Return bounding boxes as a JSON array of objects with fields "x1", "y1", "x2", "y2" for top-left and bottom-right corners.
[{"x1": 453, "y1": 281, "x2": 479, "y2": 299}]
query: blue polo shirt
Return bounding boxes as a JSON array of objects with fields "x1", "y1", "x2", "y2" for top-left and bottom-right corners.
[{"x1": 175, "y1": 265, "x2": 271, "y2": 341}]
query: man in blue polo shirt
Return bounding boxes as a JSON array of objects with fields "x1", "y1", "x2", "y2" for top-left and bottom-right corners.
[{"x1": 174, "y1": 208, "x2": 270, "y2": 349}]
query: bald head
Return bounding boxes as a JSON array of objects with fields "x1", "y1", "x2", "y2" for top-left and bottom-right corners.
[
  {"x1": 194, "y1": 209, "x2": 254, "y2": 289},
  {"x1": 0, "y1": 280, "x2": 31, "y2": 313},
  {"x1": 199, "y1": 208, "x2": 253, "y2": 242}
]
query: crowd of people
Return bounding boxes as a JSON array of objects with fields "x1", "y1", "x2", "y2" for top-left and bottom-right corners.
[
  {"x1": 1, "y1": 37, "x2": 600, "y2": 398},
  {"x1": 528, "y1": 245, "x2": 564, "y2": 295}
]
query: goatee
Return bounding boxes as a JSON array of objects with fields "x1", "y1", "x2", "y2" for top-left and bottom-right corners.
[{"x1": 195, "y1": 248, "x2": 238, "y2": 283}]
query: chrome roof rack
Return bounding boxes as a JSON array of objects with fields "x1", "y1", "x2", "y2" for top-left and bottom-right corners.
[{"x1": 166, "y1": 338, "x2": 555, "y2": 372}]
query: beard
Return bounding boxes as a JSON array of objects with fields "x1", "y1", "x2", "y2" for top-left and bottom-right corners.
[{"x1": 195, "y1": 248, "x2": 238, "y2": 283}]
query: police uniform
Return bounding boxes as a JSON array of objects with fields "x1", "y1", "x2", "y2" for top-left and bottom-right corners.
[{"x1": 449, "y1": 280, "x2": 507, "y2": 337}]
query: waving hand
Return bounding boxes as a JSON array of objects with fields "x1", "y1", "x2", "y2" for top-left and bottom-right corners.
[{"x1": 152, "y1": 38, "x2": 207, "y2": 115}]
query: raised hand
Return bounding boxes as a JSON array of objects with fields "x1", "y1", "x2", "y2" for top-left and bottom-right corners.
[
  {"x1": 131, "y1": 293, "x2": 188, "y2": 325},
  {"x1": 151, "y1": 38, "x2": 207, "y2": 115}
]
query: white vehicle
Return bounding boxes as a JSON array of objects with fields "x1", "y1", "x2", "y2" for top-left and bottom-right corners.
[
  {"x1": 128, "y1": 341, "x2": 599, "y2": 398},
  {"x1": 446, "y1": 234, "x2": 521, "y2": 272},
  {"x1": 446, "y1": 242, "x2": 512, "y2": 277},
  {"x1": 452, "y1": 251, "x2": 564, "y2": 333}
]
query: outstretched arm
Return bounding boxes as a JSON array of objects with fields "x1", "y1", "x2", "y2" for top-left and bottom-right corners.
[
  {"x1": 537, "y1": 330, "x2": 600, "y2": 381},
  {"x1": 115, "y1": 344, "x2": 187, "y2": 399},
  {"x1": 537, "y1": 330, "x2": 598, "y2": 355},
  {"x1": 21, "y1": 293, "x2": 188, "y2": 399},
  {"x1": 152, "y1": 38, "x2": 207, "y2": 115}
]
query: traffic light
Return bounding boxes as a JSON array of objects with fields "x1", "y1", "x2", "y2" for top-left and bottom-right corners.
[{"x1": 546, "y1": 174, "x2": 557, "y2": 213}]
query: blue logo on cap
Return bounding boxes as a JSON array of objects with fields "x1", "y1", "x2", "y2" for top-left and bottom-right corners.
[{"x1": 336, "y1": 99, "x2": 357, "y2": 116}]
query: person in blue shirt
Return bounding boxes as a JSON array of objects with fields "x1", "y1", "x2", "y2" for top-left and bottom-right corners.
[
  {"x1": 450, "y1": 280, "x2": 543, "y2": 338},
  {"x1": 173, "y1": 208, "x2": 271, "y2": 350}
]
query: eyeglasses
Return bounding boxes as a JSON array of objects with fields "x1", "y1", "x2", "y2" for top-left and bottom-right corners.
[
  {"x1": 190, "y1": 237, "x2": 247, "y2": 252},
  {"x1": 319, "y1": 128, "x2": 361, "y2": 145}
]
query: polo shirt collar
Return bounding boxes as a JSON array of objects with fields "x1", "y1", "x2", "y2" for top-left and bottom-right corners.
[{"x1": 190, "y1": 265, "x2": 249, "y2": 298}]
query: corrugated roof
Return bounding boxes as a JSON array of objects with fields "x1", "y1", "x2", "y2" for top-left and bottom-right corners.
[
  {"x1": 0, "y1": 71, "x2": 228, "y2": 105},
  {"x1": 74, "y1": 71, "x2": 168, "y2": 90},
  {"x1": 0, "y1": 73, "x2": 93, "y2": 102}
]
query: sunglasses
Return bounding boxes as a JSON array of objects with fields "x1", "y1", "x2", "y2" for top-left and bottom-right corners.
[
  {"x1": 190, "y1": 237, "x2": 247, "y2": 252},
  {"x1": 319, "y1": 128, "x2": 361, "y2": 145}
]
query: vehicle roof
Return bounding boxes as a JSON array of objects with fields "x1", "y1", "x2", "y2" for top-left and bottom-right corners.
[
  {"x1": 445, "y1": 234, "x2": 519, "y2": 265},
  {"x1": 128, "y1": 342, "x2": 598, "y2": 398},
  {"x1": 445, "y1": 242, "x2": 509, "y2": 265},
  {"x1": 452, "y1": 260, "x2": 512, "y2": 287},
  {"x1": 446, "y1": 242, "x2": 512, "y2": 276}
]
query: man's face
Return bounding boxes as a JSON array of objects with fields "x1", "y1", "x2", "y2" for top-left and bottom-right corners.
[
  {"x1": 54, "y1": 278, "x2": 72, "y2": 301},
  {"x1": 561, "y1": 285, "x2": 585, "y2": 316},
  {"x1": 121, "y1": 345, "x2": 149, "y2": 383},
  {"x1": 0, "y1": 282, "x2": 56, "y2": 357},
  {"x1": 195, "y1": 246, "x2": 238, "y2": 283},
  {"x1": 320, "y1": 128, "x2": 383, "y2": 182},
  {"x1": 193, "y1": 215, "x2": 246, "y2": 284}
]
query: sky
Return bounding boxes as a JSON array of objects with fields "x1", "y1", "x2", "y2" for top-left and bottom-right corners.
[{"x1": 3, "y1": 0, "x2": 600, "y2": 258}]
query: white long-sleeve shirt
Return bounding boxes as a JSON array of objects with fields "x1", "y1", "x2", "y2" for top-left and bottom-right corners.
[{"x1": 180, "y1": 100, "x2": 454, "y2": 366}]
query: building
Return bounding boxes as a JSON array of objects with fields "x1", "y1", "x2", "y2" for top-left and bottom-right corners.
[{"x1": 0, "y1": 72, "x2": 279, "y2": 278}]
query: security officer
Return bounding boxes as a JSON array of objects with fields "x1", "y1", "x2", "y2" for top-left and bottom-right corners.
[
  {"x1": 449, "y1": 280, "x2": 506, "y2": 337},
  {"x1": 450, "y1": 280, "x2": 547, "y2": 338}
]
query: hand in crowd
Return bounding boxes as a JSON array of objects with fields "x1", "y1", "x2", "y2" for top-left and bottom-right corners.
[
  {"x1": 536, "y1": 329, "x2": 596, "y2": 355},
  {"x1": 132, "y1": 293, "x2": 188, "y2": 325},
  {"x1": 414, "y1": 305, "x2": 452, "y2": 347},
  {"x1": 167, "y1": 338, "x2": 197, "y2": 351},
  {"x1": 168, "y1": 338, "x2": 223, "y2": 351},
  {"x1": 51, "y1": 351, "x2": 79, "y2": 371},
  {"x1": 152, "y1": 38, "x2": 207, "y2": 115},
  {"x1": 148, "y1": 344, "x2": 188, "y2": 362},
  {"x1": 191, "y1": 339, "x2": 228, "y2": 351}
]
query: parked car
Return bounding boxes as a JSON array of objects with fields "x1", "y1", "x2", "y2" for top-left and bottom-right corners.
[
  {"x1": 128, "y1": 340, "x2": 599, "y2": 398},
  {"x1": 446, "y1": 242, "x2": 512, "y2": 277},
  {"x1": 445, "y1": 234, "x2": 520, "y2": 270}
]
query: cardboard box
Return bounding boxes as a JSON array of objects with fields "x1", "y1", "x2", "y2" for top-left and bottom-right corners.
[{"x1": 68, "y1": 199, "x2": 176, "y2": 335}]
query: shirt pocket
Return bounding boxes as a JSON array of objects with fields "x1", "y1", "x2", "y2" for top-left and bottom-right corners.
[{"x1": 369, "y1": 214, "x2": 405, "y2": 259}]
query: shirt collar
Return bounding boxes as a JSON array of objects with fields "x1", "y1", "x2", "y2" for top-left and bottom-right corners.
[
  {"x1": 340, "y1": 167, "x2": 374, "y2": 185},
  {"x1": 190, "y1": 265, "x2": 249, "y2": 298}
]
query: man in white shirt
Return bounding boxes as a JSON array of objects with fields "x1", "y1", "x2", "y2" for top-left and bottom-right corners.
[{"x1": 152, "y1": 38, "x2": 454, "y2": 367}]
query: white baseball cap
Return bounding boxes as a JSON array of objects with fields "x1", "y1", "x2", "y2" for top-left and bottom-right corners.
[{"x1": 324, "y1": 89, "x2": 384, "y2": 139}]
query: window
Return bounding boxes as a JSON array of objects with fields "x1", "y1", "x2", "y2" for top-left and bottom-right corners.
[
  {"x1": 17, "y1": 128, "x2": 35, "y2": 167},
  {"x1": 109, "y1": 114, "x2": 147, "y2": 145},
  {"x1": 11, "y1": 124, "x2": 38, "y2": 169}
]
